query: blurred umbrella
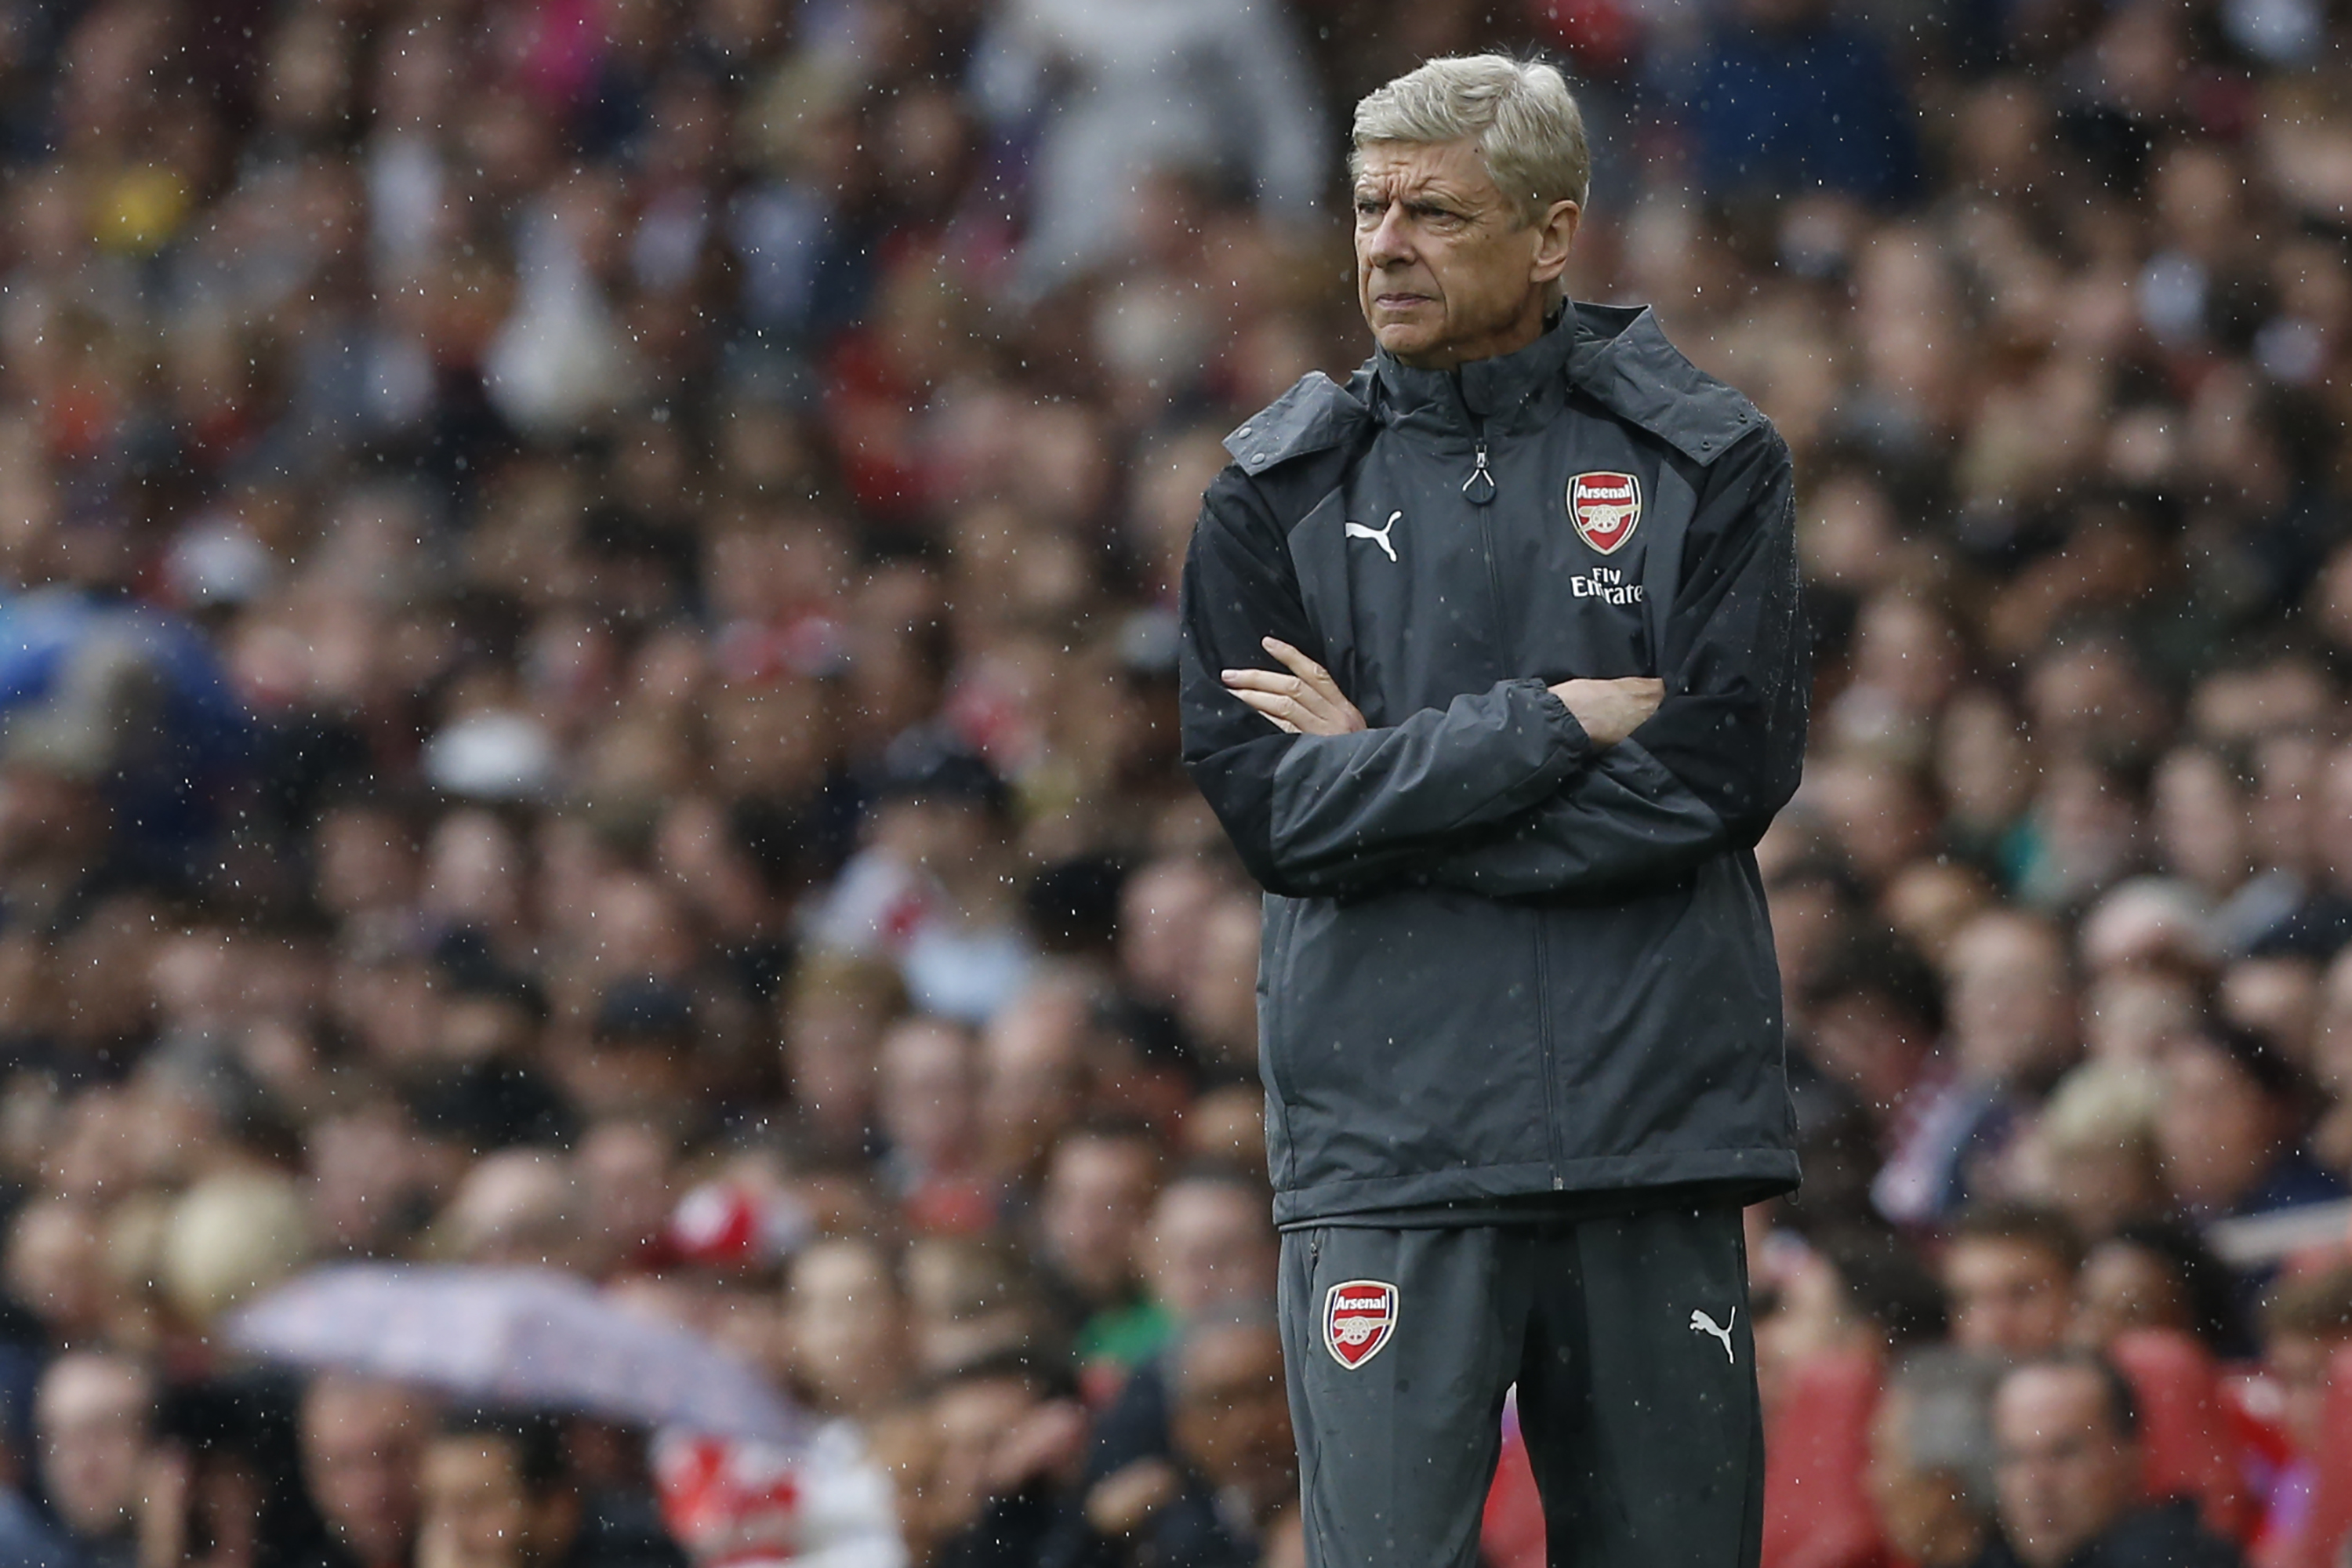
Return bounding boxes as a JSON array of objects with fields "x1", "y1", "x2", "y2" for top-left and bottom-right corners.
[{"x1": 227, "y1": 1264, "x2": 804, "y2": 1446}]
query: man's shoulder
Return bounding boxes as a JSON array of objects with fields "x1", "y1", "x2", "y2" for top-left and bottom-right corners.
[
  {"x1": 2082, "y1": 1500, "x2": 2245, "y2": 1568},
  {"x1": 1566, "y1": 301, "x2": 1772, "y2": 469},
  {"x1": 1221, "y1": 367, "x2": 1377, "y2": 481},
  {"x1": 1198, "y1": 368, "x2": 1377, "y2": 542}
]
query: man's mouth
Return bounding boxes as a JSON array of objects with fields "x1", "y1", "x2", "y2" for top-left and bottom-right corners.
[{"x1": 1375, "y1": 293, "x2": 1432, "y2": 309}]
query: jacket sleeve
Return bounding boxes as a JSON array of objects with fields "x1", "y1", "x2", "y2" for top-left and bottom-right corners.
[
  {"x1": 1178, "y1": 465, "x2": 1596, "y2": 898},
  {"x1": 1417, "y1": 426, "x2": 1809, "y2": 897},
  {"x1": 1417, "y1": 739, "x2": 1726, "y2": 897}
]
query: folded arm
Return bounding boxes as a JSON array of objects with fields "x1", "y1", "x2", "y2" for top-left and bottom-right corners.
[
  {"x1": 1421, "y1": 426, "x2": 1809, "y2": 896},
  {"x1": 1178, "y1": 469, "x2": 1596, "y2": 898},
  {"x1": 1178, "y1": 427, "x2": 1806, "y2": 902}
]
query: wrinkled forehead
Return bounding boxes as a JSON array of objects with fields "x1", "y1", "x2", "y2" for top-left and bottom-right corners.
[{"x1": 1350, "y1": 138, "x2": 1502, "y2": 203}]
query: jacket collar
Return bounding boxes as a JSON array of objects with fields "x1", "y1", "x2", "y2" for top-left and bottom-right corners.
[
  {"x1": 1364, "y1": 301, "x2": 1761, "y2": 464},
  {"x1": 1221, "y1": 300, "x2": 1762, "y2": 477},
  {"x1": 1371, "y1": 308, "x2": 1581, "y2": 430}
]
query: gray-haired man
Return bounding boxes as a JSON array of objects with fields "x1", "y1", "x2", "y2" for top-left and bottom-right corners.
[{"x1": 1178, "y1": 53, "x2": 1809, "y2": 1566}]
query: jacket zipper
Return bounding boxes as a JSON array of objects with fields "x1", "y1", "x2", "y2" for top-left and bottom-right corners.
[
  {"x1": 1537, "y1": 918, "x2": 1563, "y2": 1188},
  {"x1": 1463, "y1": 437, "x2": 1496, "y2": 505},
  {"x1": 1469, "y1": 416, "x2": 1508, "y2": 650},
  {"x1": 1460, "y1": 411, "x2": 1565, "y2": 1188}
]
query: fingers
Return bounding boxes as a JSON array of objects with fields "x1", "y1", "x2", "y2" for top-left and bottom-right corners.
[
  {"x1": 1222, "y1": 637, "x2": 1367, "y2": 735},
  {"x1": 1253, "y1": 639, "x2": 1348, "y2": 720},
  {"x1": 1262, "y1": 637, "x2": 1336, "y2": 693},
  {"x1": 1224, "y1": 651, "x2": 1340, "y2": 734},
  {"x1": 1221, "y1": 670, "x2": 1318, "y2": 729},
  {"x1": 1227, "y1": 685, "x2": 1304, "y2": 733},
  {"x1": 1218, "y1": 667, "x2": 1303, "y2": 695}
]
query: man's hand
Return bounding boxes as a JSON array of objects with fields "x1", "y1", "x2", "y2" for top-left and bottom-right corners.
[
  {"x1": 1087, "y1": 1457, "x2": 1180, "y2": 1537},
  {"x1": 1548, "y1": 677, "x2": 1663, "y2": 747},
  {"x1": 1222, "y1": 638, "x2": 1367, "y2": 736}
]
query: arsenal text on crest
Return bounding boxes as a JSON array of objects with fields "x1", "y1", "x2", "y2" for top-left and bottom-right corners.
[
  {"x1": 1567, "y1": 470, "x2": 1642, "y2": 556},
  {"x1": 1323, "y1": 1279, "x2": 1398, "y2": 1370}
]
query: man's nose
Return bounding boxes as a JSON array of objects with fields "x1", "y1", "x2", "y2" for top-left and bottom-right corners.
[{"x1": 1363, "y1": 203, "x2": 1414, "y2": 267}]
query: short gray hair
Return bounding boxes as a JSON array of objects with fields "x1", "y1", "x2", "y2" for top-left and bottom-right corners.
[{"x1": 1352, "y1": 55, "x2": 1591, "y2": 223}]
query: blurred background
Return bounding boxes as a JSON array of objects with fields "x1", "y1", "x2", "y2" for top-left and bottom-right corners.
[{"x1": 0, "y1": 0, "x2": 2344, "y2": 1565}]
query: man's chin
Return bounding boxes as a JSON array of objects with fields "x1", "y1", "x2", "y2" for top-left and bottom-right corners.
[{"x1": 1369, "y1": 320, "x2": 1446, "y2": 362}]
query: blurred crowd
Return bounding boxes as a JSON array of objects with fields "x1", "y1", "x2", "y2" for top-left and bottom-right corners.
[{"x1": 0, "y1": 0, "x2": 2345, "y2": 1564}]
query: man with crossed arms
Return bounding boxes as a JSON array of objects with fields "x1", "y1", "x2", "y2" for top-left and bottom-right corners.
[{"x1": 1178, "y1": 53, "x2": 1809, "y2": 1568}]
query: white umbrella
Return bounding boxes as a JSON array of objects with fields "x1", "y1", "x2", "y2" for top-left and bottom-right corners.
[{"x1": 227, "y1": 1263, "x2": 805, "y2": 1447}]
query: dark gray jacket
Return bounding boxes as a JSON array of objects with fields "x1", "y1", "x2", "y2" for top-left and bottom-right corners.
[{"x1": 1178, "y1": 303, "x2": 1809, "y2": 1225}]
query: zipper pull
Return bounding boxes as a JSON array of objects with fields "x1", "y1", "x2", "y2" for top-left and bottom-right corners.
[{"x1": 1463, "y1": 440, "x2": 1495, "y2": 506}]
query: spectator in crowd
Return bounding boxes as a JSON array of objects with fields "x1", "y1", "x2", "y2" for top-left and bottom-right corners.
[
  {"x1": 2072, "y1": 1220, "x2": 2244, "y2": 1355},
  {"x1": 419, "y1": 1412, "x2": 684, "y2": 1568},
  {"x1": 1062, "y1": 1308, "x2": 1293, "y2": 1568},
  {"x1": 1869, "y1": 1350, "x2": 2002, "y2": 1568},
  {"x1": 2026, "y1": 1061, "x2": 2165, "y2": 1247},
  {"x1": 875, "y1": 1014, "x2": 992, "y2": 1234},
  {"x1": 1878, "y1": 913, "x2": 2078, "y2": 1225},
  {"x1": 1943, "y1": 1205, "x2": 2082, "y2": 1360},
  {"x1": 2249, "y1": 1267, "x2": 2352, "y2": 1564},
  {"x1": 1035, "y1": 1122, "x2": 1165, "y2": 1385},
  {"x1": 907, "y1": 1353, "x2": 1086, "y2": 1567},
  {"x1": 34, "y1": 1352, "x2": 154, "y2": 1568},
  {"x1": 2154, "y1": 1031, "x2": 2344, "y2": 1221},
  {"x1": 1077, "y1": 1167, "x2": 1278, "y2": 1509},
  {"x1": 1981, "y1": 1355, "x2": 2241, "y2": 1568},
  {"x1": 299, "y1": 1377, "x2": 430, "y2": 1568},
  {"x1": 786, "y1": 1238, "x2": 916, "y2": 1425}
]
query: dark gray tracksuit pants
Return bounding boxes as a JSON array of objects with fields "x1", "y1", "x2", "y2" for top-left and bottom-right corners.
[{"x1": 1277, "y1": 1205, "x2": 1763, "y2": 1568}]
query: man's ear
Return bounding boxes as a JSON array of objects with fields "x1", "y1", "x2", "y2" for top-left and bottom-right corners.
[{"x1": 1530, "y1": 199, "x2": 1582, "y2": 285}]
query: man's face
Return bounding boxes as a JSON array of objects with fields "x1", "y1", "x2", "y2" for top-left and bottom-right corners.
[
  {"x1": 2071, "y1": 1242, "x2": 2184, "y2": 1348},
  {"x1": 34, "y1": 1358, "x2": 148, "y2": 1540},
  {"x1": 978, "y1": 994, "x2": 1085, "y2": 1177},
  {"x1": 1352, "y1": 138, "x2": 1576, "y2": 370},
  {"x1": 1145, "y1": 1183, "x2": 1277, "y2": 1316},
  {"x1": 1040, "y1": 1136, "x2": 1157, "y2": 1301},
  {"x1": 1947, "y1": 920, "x2": 2074, "y2": 1086},
  {"x1": 1867, "y1": 1391, "x2": 1977, "y2": 1568},
  {"x1": 418, "y1": 1437, "x2": 532, "y2": 1568},
  {"x1": 928, "y1": 1377, "x2": 1037, "y2": 1536},
  {"x1": 301, "y1": 1378, "x2": 426, "y2": 1566},
  {"x1": 1992, "y1": 1365, "x2": 2140, "y2": 1568},
  {"x1": 1171, "y1": 1324, "x2": 1294, "y2": 1504},
  {"x1": 877, "y1": 1019, "x2": 975, "y2": 1167},
  {"x1": 1944, "y1": 1238, "x2": 2074, "y2": 1358},
  {"x1": 2154, "y1": 1040, "x2": 2280, "y2": 1212},
  {"x1": 788, "y1": 1240, "x2": 908, "y2": 1413}
]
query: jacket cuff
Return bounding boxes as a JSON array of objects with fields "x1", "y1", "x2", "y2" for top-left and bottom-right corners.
[{"x1": 1523, "y1": 677, "x2": 1595, "y2": 775}]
